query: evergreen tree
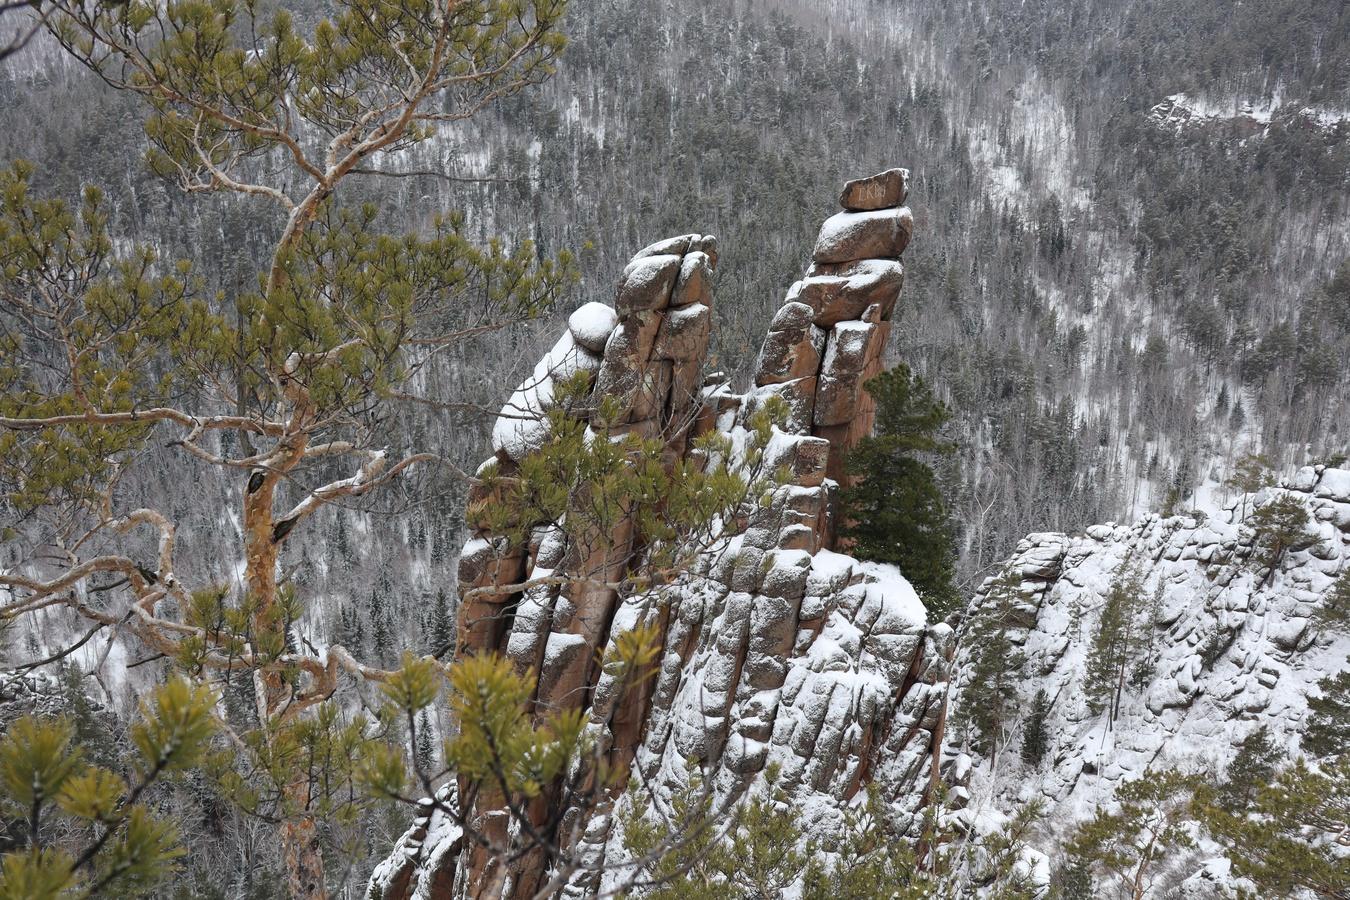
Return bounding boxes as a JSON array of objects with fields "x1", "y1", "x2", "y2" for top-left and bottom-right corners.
[
  {"x1": 1126, "y1": 582, "x2": 1165, "y2": 689},
  {"x1": 840, "y1": 364, "x2": 960, "y2": 617},
  {"x1": 1217, "y1": 725, "x2": 1284, "y2": 810},
  {"x1": 1047, "y1": 856, "x2": 1094, "y2": 900},
  {"x1": 1066, "y1": 768, "x2": 1201, "y2": 900},
  {"x1": 1247, "y1": 493, "x2": 1316, "y2": 583},
  {"x1": 334, "y1": 514, "x2": 351, "y2": 571},
  {"x1": 413, "y1": 711, "x2": 436, "y2": 776},
  {"x1": 1314, "y1": 569, "x2": 1350, "y2": 632},
  {"x1": 967, "y1": 800, "x2": 1045, "y2": 899},
  {"x1": 1020, "y1": 689, "x2": 1051, "y2": 767},
  {"x1": 1224, "y1": 451, "x2": 1273, "y2": 518},
  {"x1": 56, "y1": 663, "x2": 115, "y2": 771},
  {"x1": 960, "y1": 568, "x2": 1027, "y2": 753},
  {"x1": 1084, "y1": 562, "x2": 1147, "y2": 720},
  {"x1": 336, "y1": 605, "x2": 365, "y2": 660},
  {"x1": 1197, "y1": 756, "x2": 1350, "y2": 899},
  {"x1": 0, "y1": 1, "x2": 575, "y2": 892},
  {"x1": 621, "y1": 766, "x2": 954, "y2": 900},
  {"x1": 370, "y1": 591, "x2": 393, "y2": 667},
  {"x1": 426, "y1": 588, "x2": 454, "y2": 658},
  {"x1": 1304, "y1": 662, "x2": 1350, "y2": 759},
  {"x1": 0, "y1": 679, "x2": 217, "y2": 898}
]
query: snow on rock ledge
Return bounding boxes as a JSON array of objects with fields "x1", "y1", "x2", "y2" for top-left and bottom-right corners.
[{"x1": 371, "y1": 170, "x2": 951, "y2": 899}]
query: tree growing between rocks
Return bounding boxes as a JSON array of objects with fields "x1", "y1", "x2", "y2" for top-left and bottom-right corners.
[
  {"x1": 620, "y1": 770, "x2": 971, "y2": 900},
  {"x1": 1195, "y1": 755, "x2": 1350, "y2": 899},
  {"x1": 1304, "y1": 663, "x2": 1350, "y2": 759},
  {"x1": 1246, "y1": 493, "x2": 1316, "y2": 583},
  {"x1": 1224, "y1": 452, "x2": 1273, "y2": 518},
  {"x1": 1214, "y1": 726, "x2": 1283, "y2": 812},
  {"x1": 840, "y1": 362, "x2": 959, "y2": 617},
  {"x1": 958, "y1": 568, "x2": 1027, "y2": 753},
  {"x1": 1314, "y1": 569, "x2": 1350, "y2": 633},
  {"x1": 1020, "y1": 689, "x2": 1051, "y2": 768},
  {"x1": 1084, "y1": 561, "x2": 1147, "y2": 722}
]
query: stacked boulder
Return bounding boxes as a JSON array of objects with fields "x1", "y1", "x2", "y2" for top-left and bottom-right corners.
[
  {"x1": 750, "y1": 168, "x2": 912, "y2": 486},
  {"x1": 371, "y1": 169, "x2": 952, "y2": 899}
]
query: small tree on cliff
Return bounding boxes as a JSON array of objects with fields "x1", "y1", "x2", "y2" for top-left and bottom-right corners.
[
  {"x1": 0, "y1": 0, "x2": 571, "y2": 895},
  {"x1": 1021, "y1": 689, "x2": 1051, "y2": 767},
  {"x1": 1224, "y1": 452, "x2": 1273, "y2": 519},
  {"x1": 1247, "y1": 493, "x2": 1316, "y2": 583},
  {"x1": 1084, "y1": 560, "x2": 1148, "y2": 721},
  {"x1": 1314, "y1": 569, "x2": 1350, "y2": 633},
  {"x1": 620, "y1": 774, "x2": 947, "y2": 900},
  {"x1": 840, "y1": 363, "x2": 959, "y2": 617},
  {"x1": 959, "y1": 568, "x2": 1027, "y2": 753},
  {"x1": 1304, "y1": 663, "x2": 1350, "y2": 759}
]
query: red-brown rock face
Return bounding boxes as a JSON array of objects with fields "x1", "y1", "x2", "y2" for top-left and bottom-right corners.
[{"x1": 370, "y1": 170, "x2": 952, "y2": 899}]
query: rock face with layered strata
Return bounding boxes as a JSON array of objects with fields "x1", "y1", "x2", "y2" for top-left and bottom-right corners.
[
  {"x1": 369, "y1": 171, "x2": 951, "y2": 899},
  {"x1": 943, "y1": 467, "x2": 1350, "y2": 895}
]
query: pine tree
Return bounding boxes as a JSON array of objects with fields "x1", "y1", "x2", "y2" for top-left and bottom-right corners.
[
  {"x1": 1020, "y1": 689, "x2": 1051, "y2": 767},
  {"x1": 968, "y1": 799, "x2": 1045, "y2": 898},
  {"x1": 1048, "y1": 856, "x2": 1094, "y2": 900},
  {"x1": 1084, "y1": 563, "x2": 1147, "y2": 720},
  {"x1": 960, "y1": 569, "x2": 1027, "y2": 753},
  {"x1": 1247, "y1": 493, "x2": 1315, "y2": 583},
  {"x1": 840, "y1": 363, "x2": 960, "y2": 618},
  {"x1": 1197, "y1": 756, "x2": 1350, "y2": 898},
  {"x1": 1315, "y1": 569, "x2": 1350, "y2": 632},
  {"x1": 413, "y1": 711, "x2": 436, "y2": 776},
  {"x1": 0, "y1": 679, "x2": 217, "y2": 898},
  {"x1": 1224, "y1": 451, "x2": 1273, "y2": 518},
  {"x1": 334, "y1": 514, "x2": 351, "y2": 571},
  {"x1": 369, "y1": 591, "x2": 393, "y2": 667},
  {"x1": 1217, "y1": 725, "x2": 1284, "y2": 810},
  {"x1": 0, "y1": 1, "x2": 573, "y2": 893},
  {"x1": 427, "y1": 588, "x2": 454, "y2": 658},
  {"x1": 336, "y1": 605, "x2": 365, "y2": 659},
  {"x1": 1066, "y1": 769, "x2": 1201, "y2": 900},
  {"x1": 1126, "y1": 582, "x2": 1164, "y2": 689},
  {"x1": 1303, "y1": 662, "x2": 1349, "y2": 758}
]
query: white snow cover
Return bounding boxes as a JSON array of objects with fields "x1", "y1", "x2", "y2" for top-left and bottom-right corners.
[
  {"x1": 812, "y1": 207, "x2": 911, "y2": 263},
  {"x1": 490, "y1": 331, "x2": 602, "y2": 461},
  {"x1": 567, "y1": 301, "x2": 619, "y2": 352},
  {"x1": 948, "y1": 466, "x2": 1350, "y2": 894},
  {"x1": 1148, "y1": 92, "x2": 1350, "y2": 133}
]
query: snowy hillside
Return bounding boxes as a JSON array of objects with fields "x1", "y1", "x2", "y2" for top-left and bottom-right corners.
[{"x1": 947, "y1": 465, "x2": 1350, "y2": 893}]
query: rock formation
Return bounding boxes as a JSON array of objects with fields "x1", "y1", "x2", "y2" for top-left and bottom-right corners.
[
  {"x1": 369, "y1": 168, "x2": 954, "y2": 898},
  {"x1": 944, "y1": 466, "x2": 1350, "y2": 893}
]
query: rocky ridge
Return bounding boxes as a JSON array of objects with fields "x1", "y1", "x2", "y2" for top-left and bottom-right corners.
[
  {"x1": 945, "y1": 465, "x2": 1350, "y2": 893},
  {"x1": 370, "y1": 168, "x2": 952, "y2": 898}
]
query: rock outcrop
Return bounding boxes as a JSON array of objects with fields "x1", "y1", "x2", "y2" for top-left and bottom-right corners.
[
  {"x1": 945, "y1": 466, "x2": 1350, "y2": 892},
  {"x1": 370, "y1": 168, "x2": 954, "y2": 898}
]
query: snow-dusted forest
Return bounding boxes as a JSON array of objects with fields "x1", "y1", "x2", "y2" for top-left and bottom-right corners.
[{"x1": 0, "y1": 0, "x2": 1346, "y2": 897}]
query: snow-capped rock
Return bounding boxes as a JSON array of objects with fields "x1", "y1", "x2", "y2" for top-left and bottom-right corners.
[{"x1": 372, "y1": 173, "x2": 942, "y2": 899}]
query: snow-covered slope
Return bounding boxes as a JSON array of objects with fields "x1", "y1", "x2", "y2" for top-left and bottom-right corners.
[{"x1": 946, "y1": 465, "x2": 1350, "y2": 887}]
